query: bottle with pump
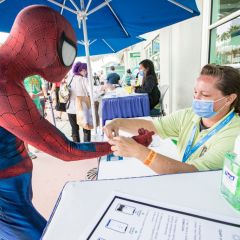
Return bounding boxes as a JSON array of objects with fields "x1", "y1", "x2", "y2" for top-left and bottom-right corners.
[{"x1": 221, "y1": 135, "x2": 240, "y2": 211}]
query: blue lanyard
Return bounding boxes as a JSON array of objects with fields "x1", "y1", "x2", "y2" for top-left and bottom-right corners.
[{"x1": 182, "y1": 112, "x2": 235, "y2": 163}]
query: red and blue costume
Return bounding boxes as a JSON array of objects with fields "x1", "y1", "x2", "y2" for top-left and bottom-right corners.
[{"x1": 0, "y1": 5, "x2": 154, "y2": 240}]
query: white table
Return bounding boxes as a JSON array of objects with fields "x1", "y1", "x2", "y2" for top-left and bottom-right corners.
[{"x1": 42, "y1": 171, "x2": 240, "y2": 240}]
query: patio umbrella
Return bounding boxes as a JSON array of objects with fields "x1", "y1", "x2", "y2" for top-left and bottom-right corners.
[
  {"x1": 0, "y1": 0, "x2": 200, "y2": 39},
  {"x1": 0, "y1": 0, "x2": 200, "y2": 130}
]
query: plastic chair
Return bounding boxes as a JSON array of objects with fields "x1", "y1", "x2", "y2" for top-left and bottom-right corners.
[
  {"x1": 150, "y1": 84, "x2": 169, "y2": 117},
  {"x1": 158, "y1": 84, "x2": 169, "y2": 116}
]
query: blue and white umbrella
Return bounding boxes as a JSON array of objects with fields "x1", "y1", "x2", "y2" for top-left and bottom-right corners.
[
  {"x1": 0, "y1": 0, "x2": 200, "y2": 130},
  {"x1": 0, "y1": 0, "x2": 200, "y2": 39}
]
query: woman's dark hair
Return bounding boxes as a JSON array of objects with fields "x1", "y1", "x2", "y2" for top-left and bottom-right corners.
[
  {"x1": 139, "y1": 59, "x2": 158, "y2": 84},
  {"x1": 201, "y1": 64, "x2": 240, "y2": 113}
]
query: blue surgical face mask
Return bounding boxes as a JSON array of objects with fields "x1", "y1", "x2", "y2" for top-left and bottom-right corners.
[
  {"x1": 138, "y1": 70, "x2": 144, "y2": 85},
  {"x1": 192, "y1": 97, "x2": 226, "y2": 118},
  {"x1": 139, "y1": 70, "x2": 144, "y2": 77}
]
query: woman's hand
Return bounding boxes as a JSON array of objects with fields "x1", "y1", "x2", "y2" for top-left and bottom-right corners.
[
  {"x1": 104, "y1": 119, "x2": 121, "y2": 139},
  {"x1": 109, "y1": 136, "x2": 150, "y2": 159}
]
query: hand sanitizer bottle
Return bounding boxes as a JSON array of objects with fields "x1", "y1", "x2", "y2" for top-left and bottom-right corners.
[{"x1": 221, "y1": 135, "x2": 240, "y2": 211}]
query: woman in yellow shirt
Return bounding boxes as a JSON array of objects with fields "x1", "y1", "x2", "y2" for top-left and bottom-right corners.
[{"x1": 104, "y1": 64, "x2": 240, "y2": 174}]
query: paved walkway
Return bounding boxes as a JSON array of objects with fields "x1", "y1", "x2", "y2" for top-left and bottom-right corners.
[{"x1": 32, "y1": 107, "x2": 99, "y2": 220}]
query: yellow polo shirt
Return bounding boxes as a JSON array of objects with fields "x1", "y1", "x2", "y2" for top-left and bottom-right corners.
[{"x1": 153, "y1": 108, "x2": 240, "y2": 171}]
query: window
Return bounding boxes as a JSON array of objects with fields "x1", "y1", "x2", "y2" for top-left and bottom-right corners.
[
  {"x1": 151, "y1": 36, "x2": 160, "y2": 76},
  {"x1": 211, "y1": 0, "x2": 240, "y2": 23},
  {"x1": 208, "y1": 1, "x2": 240, "y2": 67},
  {"x1": 209, "y1": 16, "x2": 240, "y2": 65},
  {"x1": 143, "y1": 35, "x2": 160, "y2": 79},
  {"x1": 129, "y1": 52, "x2": 141, "y2": 71},
  {"x1": 145, "y1": 44, "x2": 152, "y2": 59},
  {"x1": 152, "y1": 36, "x2": 160, "y2": 55}
]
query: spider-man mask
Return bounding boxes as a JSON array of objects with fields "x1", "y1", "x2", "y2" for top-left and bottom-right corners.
[{"x1": 3, "y1": 5, "x2": 77, "y2": 83}]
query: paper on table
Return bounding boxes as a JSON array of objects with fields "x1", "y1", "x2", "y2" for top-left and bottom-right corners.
[{"x1": 81, "y1": 192, "x2": 240, "y2": 240}]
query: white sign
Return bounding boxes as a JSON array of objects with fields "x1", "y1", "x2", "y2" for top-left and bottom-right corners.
[{"x1": 81, "y1": 193, "x2": 240, "y2": 240}]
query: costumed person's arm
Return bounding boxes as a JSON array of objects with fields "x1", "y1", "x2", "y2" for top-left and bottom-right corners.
[
  {"x1": 0, "y1": 83, "x2": 153, "y2": 161},
  {"x1": 0, "y1": 83, "x2": 111, "y2": 161}
]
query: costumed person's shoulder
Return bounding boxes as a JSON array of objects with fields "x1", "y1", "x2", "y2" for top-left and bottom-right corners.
[{"x1": 24, "y1": 76, "x2": 30, "y2": 82}]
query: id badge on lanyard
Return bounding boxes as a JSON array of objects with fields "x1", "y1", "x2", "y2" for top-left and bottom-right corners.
[{"x1": 182, "y1": 112, "x2": 235, "y2": 163}]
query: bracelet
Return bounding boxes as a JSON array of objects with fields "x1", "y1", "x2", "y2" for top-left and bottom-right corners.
[{"x1": 144, "y1": 150, "x2": 157, "y2": 166}]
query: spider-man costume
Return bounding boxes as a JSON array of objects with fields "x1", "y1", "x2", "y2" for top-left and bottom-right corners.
[{"x1": 0, "y1": 5, "x2": 154, "y2": 240}]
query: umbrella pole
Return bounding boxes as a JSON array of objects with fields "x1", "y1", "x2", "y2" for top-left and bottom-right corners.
[{"x1": 82, "y1": 16, "x2": 97, "y2": 134}]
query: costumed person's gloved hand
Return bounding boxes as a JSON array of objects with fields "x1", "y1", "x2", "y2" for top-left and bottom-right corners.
[
  {"x1": 89, "y1": 141, "x2": 112, "y2": 155},
  {"x1": 96, "y1": 128, "x2": 155, "y2": 157},
  {"x1": 132, "y1": 128, "x2": 155, "y2": 147}
]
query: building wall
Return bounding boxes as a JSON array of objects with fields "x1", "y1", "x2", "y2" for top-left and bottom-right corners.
[
  {"x1": 123, "y1": 0, "x2": 203, "y2": 114},
  {"x1": 160, "y1": 0, "x2": 203, "y2": 113}
]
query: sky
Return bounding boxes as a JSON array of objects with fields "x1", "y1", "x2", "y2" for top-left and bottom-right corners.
[{"x1": 0, "y1": 32, "x2": 9, "y2": 43}]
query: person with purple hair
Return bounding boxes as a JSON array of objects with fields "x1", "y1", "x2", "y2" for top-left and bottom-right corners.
[{"x1": 66, "y1": 61, "x2": 91, "y2": 142}]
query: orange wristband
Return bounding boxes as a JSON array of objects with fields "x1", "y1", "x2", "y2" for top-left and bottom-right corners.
[{"x1": 144, "y1": 150, "x2": 157, "y2": 166}]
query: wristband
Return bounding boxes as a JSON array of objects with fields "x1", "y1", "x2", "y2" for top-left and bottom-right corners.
[{"x1": 144, "y1": 150, "x2": 157, "y2": 166}]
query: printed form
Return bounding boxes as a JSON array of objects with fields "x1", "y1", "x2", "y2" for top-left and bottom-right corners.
[{"x1": 81, "y1": 193, "x2": 240, "y2": 240}]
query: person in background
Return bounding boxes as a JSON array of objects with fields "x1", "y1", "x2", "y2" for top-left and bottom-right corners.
[
  {"x1": 93, "y1": 72, "x2": 100, "y2": 86},
  {"x1": 122, "y1": 68, "x2": 134, "y2": 86},
  {"x1": 99, "y1": 70, "x2": 106, "y2": 85},
  {"x1": 24, "y1": 74, "x2": 46, "y2": 159},
  {"x1": 66, "y1": 61, "x2": 91, "y2": 142},
  {"x1": 107, "y1": 66, "x2": 120, "y2": 85},
  {"x1": 104, "y1": 64, "x2": 240, "y2": 175},
  {"x1": 40, "y1": 78, "x2": 49, "y2": 117},
  {"x1": 134, "y1": 59, "x2": 160, "y2": 111},
  {"x1": 51, "y1": 76, "x2": 68, "y2": 120}
]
